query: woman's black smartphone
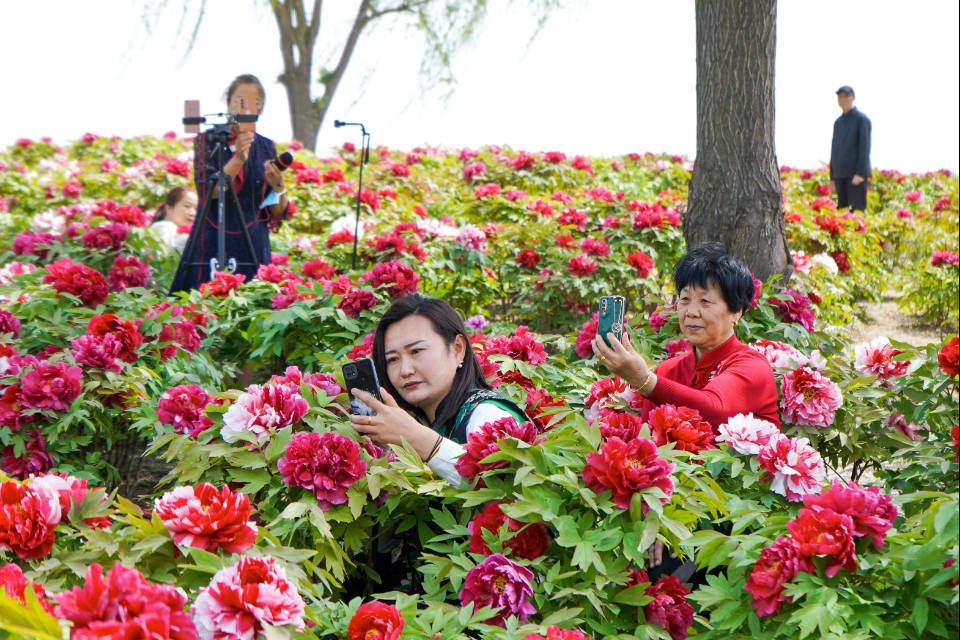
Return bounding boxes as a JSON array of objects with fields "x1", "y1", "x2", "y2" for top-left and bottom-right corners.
[
  {"x1": 597, "y1": 295, "x2": 625, "y2": 347},
  {"x1": 341, "y1": 358, "x2": 382, "y2": 416}
]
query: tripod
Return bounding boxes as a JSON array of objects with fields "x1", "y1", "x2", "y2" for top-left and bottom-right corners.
[{"x1": 170, "y1": 126, "x2": 260, "y2": 294}]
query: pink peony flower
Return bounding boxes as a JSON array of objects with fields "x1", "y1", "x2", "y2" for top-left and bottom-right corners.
[
  {"x1": 158, "y1": 384, "x2": 215, "y2": 436},
  {"x1": 71, "y1": 332, "x2": 123, "y2": 373},
  {"x1": 154, "y1": 483, "x2": 257, "y2": 553},
  {"x1": 81, "y1": 222, "x2": 129, "y2": 252},
  {"x1": 221, "y1": 384, "x2": 309, "y2": 446},
  {"x1": 26, "y1": 472, "x2": 110, "y2": 528},
  {"x1": 803, "y1": 481, "x2": 898, "y2": 548},
  {"x1": 887, "y1": 412, "x2": 924, "y2": 441},
  {"x1": 853, "y1": 336, "x2": 910, "y2": 380},
  {"x1": 716, "y1": 413, "x2": 781, "y2": 455},
  {"x1": 750, "y1": 339, "x2": 807, "y2": 370},
  {"x1": 903, "y1": 190, "x2": 922, "y2": 202},
  {"x1": 779, "y1": 365, "x2": 842, "y2": 428},
  {"x1": 364, "y1": 260, "x2": 419, "y2": 298},
  {"x1": 584, "y1": 376, "x2": 639, "y2": 420},
  {"x1": 278, "y1": 432, "x2": 367, "y2": 510},
  {"x1": 19, "y1": 361, "x2": 83, "y2": 411},
  {"x1": 568, "y1": 255, "x2": 598, "y2": 278},
  {"x1": 456, "y1": 224, "x2": 488, "y2": 253},
  {"x1": 484, "y1": 326, "x2": 547, "y2": 364},
  {"x1": 53, "y1": 563, "x2": 197, "y2": 638},
  {"x1": 463, "y1": 161, "x2": 486, "y2": 183},
  {"x1": 771, "y1": 289, "x2": 816, "y2": 332},
  {"x1": 0, "y1": 310, "x2": 20, "y2": 338},
  {"x1": 574, "y1": 314, "x2": 598, "y2": 359},
  {"x1": 757, "y1": 434, "x2": 825, "y2": 501},
  {"x1": 664, "y1": 338, "x2": 692, "y2": 358},
  {"x1": 627, "y1": 250, "x2": 654, "y2": 278},
  {"x1": 648, "y1": 404, "x2": 715, "y2": 453},
  {"x1": 0, "y1": 563, "x2": 54, "y2": 615},
  {"x1": 337, "y1": 288, "x2": 377, "y2": 318},
  {"x1": 192, "y1": 556, "x2": 304, "y2": 639},
  {"x1": 468, "y1": 501, "x2": 551, "y2": 560},
  {"x1": 459, "y1": 553, "x2": 536, "y2": 627},
  {"x1": 930, "y1": 250, "x2": 960, "y2": 267}
]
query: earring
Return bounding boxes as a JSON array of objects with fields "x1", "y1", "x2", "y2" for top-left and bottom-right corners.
[{"x1": 457, "y1": 362, "x2": 463, "y2": 369}]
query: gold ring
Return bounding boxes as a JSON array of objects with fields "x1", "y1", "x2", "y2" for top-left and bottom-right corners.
[
  {"x1": 366, "y1": 415, "x2": 372, "y2": 425},
  {"x1": 600, "y1": 354, "x2": 606, "y2": 362}
]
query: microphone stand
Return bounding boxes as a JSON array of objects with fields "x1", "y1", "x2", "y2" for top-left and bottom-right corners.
[{"x1": 334, "y1": 120, "x2": 371, "y2": 269}]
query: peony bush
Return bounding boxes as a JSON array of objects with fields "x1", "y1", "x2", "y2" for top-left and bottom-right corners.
[{"x1": 0, "y1": 134, "x2": 956, "y2": 638}]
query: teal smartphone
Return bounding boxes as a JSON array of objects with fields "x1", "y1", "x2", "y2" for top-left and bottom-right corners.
[{"x1": 597, "y1": 296, "x2": 625, "y2": 347}]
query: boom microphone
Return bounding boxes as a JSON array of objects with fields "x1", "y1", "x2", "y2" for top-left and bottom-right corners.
[{"x1": 272, "y1": 152, "x2": 294, "y2": 171}]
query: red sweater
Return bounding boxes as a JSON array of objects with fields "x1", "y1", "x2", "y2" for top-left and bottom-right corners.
[{"x1": 640, "y1": 334, "x2": 781, "y2": 430}]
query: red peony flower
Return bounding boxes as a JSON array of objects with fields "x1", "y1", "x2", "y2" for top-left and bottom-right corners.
[
  {"x1": 348, "y1": 601, "x2": 405, "y2": 640},
  {"x1": 154, "y1": 483, "x2": 257, "y2": 553},
  {"x1": 473, "y1": 182, "x2": 501, "y2": 199},
  {"x1": 87, "y1": 313, "x2": 143, "y2": 363},
  {"x1": 42, "y1": 258, "x2": 110, "y2": 307},
  {"x1": 0, "y1": 385, "x2": 34, "y2": 431},
  {"x1": 200, "y1": 271, "x2": 245, "y2": 297},
  {"x1": 648, "y1": 404, "x2": 716, "y2": 452},
  {"x1": 459, "y1": 553, "x2": 536, "y2": 627},
  {"x1": 557, "y1": 208, "x2": 587, "y2": 229},
  {"x1": 456, "y1": 417, "x2": 543, "y2": 482},
  {"x1": 803, "y1": 481, "x2": 897, "y2": 548},
  {"x1": 1, "y1": 430, "x2": 55, "y2": 479},
  {"x1": 596, "y1": 409, "x2": 644, "y2": 442},
  {"x1": 516, "y1": 248, "x2": 542, "y2": 270},
  {"x1": 278, "y1": 432, "x2": 367, "y2": 510},
  {"x1": 364, "y1": 260, "x2": 419, "y2": 298},
  {"x1": 0, "y1": 563, "x2": 54, "y2": 615},
  {"x1": 0, "y1": 481, "x2": 59, "y2": 559},
  {"x1": 745, "y1": 536, "x2": 813, "y2": 617},
  {"x1": 930, "y1": 250, "x2": 960, "y2": 267},
  {"x1": 952, "y1": 425, "x2": 959, "y2": 462},
  {"x1": 582, "y1": 436, "x2": 675, "y2": 510},
  {"x1": 644, "y1": 575, "x2": 694, "y2": 640},
  {"x1": 337, "y1": 288, "x2": 377, "y2": 318},
  {"x1": 627, "y1": 250, "x2": 655, "y2": 278},
  {"x1": 193, "y1": 556, "x2": 304, "y2": 639},
  {"x1": 12, "y1": 231, "x2": 59, "y2": 259},
  {"x1": 938, "y1": 336, "x2": 959, "y2": 377},
  {"x1": 301, "y1": 258, "x2": 337, "y2": 281},
  {"x1": 786, "y1": 507, "x2": 857, "y2": 578},
  {"x1": 54, "y1": 563, "x2": 197, "y2": 638},
  {"x1": 568, "y1": 255, "x2": 598, "y2": 278},
  {"x1": 580, "y1": 237, "x2": 610, "y2": 257},
  {"x1": 19, "y1": 361, "x2": 83, "y2": 411},
  {"x1": 348, "y1": 331, "x2": 375, "y2": 360},
  {"x1": 26, "y1": 473, "x2": 110, "y2": 528},
  {"x1": 829, "y1": 250, "x2": 851, "y2": 273},
  {"x1": 484, "y1": 326, "x2": 547, "y2": 364},
  {"x1": 523, "y1": 387, "x2": 567, "y2": 432},
  {"x1": 468, "y1": 501, "x2": 550, "y2": 560}
]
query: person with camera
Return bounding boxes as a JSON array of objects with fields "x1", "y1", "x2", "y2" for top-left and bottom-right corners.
[
  {"x1": 150, "y1": 186, "x2": 197, "y2": 251},
  {"x1": 592, "y1": 242, "x2": 780, "y2": 429},
  {"x1": 348, "y1": 294, "x2": 527, "y2": 486},
  {"x1": 171, "y1": 74, "x2": 291, "y2": 292}
]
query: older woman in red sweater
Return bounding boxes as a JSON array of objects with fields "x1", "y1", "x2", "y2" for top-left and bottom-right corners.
[{"x1": 592, "y1": 242, "x2": 779, "y2": 430}]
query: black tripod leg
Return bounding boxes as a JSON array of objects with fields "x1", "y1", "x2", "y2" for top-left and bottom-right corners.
[
  {"x1": 226, "y1": 180, "x2": 261, "y2": 274},
  {"x1": 169, "y1": 179, "x2": 218, "y2": 295}
]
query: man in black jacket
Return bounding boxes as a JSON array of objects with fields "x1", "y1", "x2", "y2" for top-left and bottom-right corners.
[{"x1": 830, "y1": 85, "x2": 871, "y2": 212}]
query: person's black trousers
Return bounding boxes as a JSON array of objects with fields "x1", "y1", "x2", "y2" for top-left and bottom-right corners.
[{"x1": 835, "y1": 177, "x2": 867, "y2": 212}]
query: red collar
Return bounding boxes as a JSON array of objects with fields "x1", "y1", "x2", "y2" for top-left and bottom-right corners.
[{"x1": 694, "y1": 334, "x2": 741, "y2": 375}]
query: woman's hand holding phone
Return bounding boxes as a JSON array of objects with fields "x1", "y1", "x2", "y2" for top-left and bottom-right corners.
[
  {"x1": 591, "y1": 331, "x2": 650, "y2": 390},
  {"x1": 348, "y1": 387, "x2": 438, "y2": 460}
]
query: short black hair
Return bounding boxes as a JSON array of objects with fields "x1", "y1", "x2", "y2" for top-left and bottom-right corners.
[
  {"x1": 673, "y1": 242, "x2": 754, "y2": 313},
  {"x1": 371, "y1": 294, "x2": 490, "y2": 434},
  {"x1": 224, "y1": 74, "x2": 266, "y2": 109}
]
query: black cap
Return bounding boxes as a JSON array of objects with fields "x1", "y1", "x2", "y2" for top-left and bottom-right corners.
[{"x1": 836, "y1": 85, "x2": 855, "y2": 97}]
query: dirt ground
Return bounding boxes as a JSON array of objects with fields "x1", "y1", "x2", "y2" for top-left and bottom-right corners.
[{"x1": 847, "y1": 294, "x2": 943, "y2": 347}]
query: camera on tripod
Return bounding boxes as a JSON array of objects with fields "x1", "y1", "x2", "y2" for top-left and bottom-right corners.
[{"x1": 182, "y1": 99, "x2": 258, "y2": 140}]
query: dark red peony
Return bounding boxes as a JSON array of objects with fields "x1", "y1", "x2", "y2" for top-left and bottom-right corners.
[
  {"x1": 80, "y1": 222, "x2": 129, "y2": 252},
  {"x1": 627, "y1": 250, "x2": 655, "y2": 278},
  {"x1": 87, "y1": 313, "x2": 143, "y2": 363},
  {"x1": 582, "y1": 436, "x2": 675, "y2": 510},
  {"x1": 42, "y1": 258, "x2": 110, "y2": 307},
  {"x1": 468, "y1": 501, "x2": 551, "y2": 560},
  {"x1": 516, "y1": 248, "x2": 542, "y2": 269},
  {"x1": 568, "y1": 255, "x2": 598, "y2": 277},
  {"x1": 596, "y1": 409, "x2": 644, "y2": 442},
  {"x1": 771, "y1": 289, "x2": 816, "y2": 332},
  {"x1": 347, "y1": 601, "x2": 405, "y2": 640},
  {"x1": 786, "y1": 507, "x2": 857, "y2": 578},
  {"x1": 108, "y1": 255, "x2": 151, "y2": 290},
  {"x1": 938, "y1": 336, "x2": 959, "y2": 377},
  {"x1": 744, "y1": 536, "x2": 813, "y2": 617},
  {"x1": 643, "y1": 575, "x2": 694, "y2": 640},
  {"x1": 364, "y1": 260, "x2": 420, "y2": 298},
  {"x1": 0, "y1": 309, "x2": 20, "y2": 338},
  {"x1": 337, "y1": 288, "x2": 378, "y2": 318},
  {"x1": 1, "y1": 430, "x2": 55, "y2": 479},
  {"x1": 647, "y1": 404, "x2": 716, "y2": 453}
]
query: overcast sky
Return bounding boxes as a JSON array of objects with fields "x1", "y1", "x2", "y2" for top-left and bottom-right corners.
[{"x1": 1, "y1": 1, "x2": 957, "y2": 172}]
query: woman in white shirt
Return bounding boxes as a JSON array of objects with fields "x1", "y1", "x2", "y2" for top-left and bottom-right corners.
[
  {"x1": 150, "y1": 187, "x2": 197, "y2": 251},
  {"x1": 348, "y1": 294, "x2": 527, "y2": 485}
]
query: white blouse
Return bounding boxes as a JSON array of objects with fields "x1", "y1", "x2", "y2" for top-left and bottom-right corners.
[{"x1": 427, "y1": 401, "x2": 516, "y2": 487}]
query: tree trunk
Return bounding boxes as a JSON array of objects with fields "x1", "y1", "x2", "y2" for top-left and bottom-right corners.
[
  {"x1": 272, "y1": 0, "x2": 325, "y2": 150},
  {"x1": 686, "y1": 0, "x2": 791, "y2": 283}
]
